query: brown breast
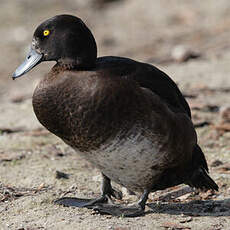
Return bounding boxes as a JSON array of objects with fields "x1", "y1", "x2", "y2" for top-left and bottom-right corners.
[{"x1": 32, "y1": 67, "x2": 152, "y2": 151}]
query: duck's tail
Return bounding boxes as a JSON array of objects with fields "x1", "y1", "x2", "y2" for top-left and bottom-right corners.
[
  {"x1": 188, "y1": 167, "x2": 218, "y2": 191},
  {"x1": 187, "y1": 144, "x2": 218, "y2": 191}
]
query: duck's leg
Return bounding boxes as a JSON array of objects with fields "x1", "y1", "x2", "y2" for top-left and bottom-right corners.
[
  {"x1": 101, "y1": 174, "x2": 122, "y2": 200},
  {"x1": 54, "y1": 173, "x2": 122, "y2": 208}
]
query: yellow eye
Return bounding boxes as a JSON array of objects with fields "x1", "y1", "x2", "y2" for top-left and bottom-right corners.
[{"x1": 43, "y1": 30, "x2": 50, "y2": 36}]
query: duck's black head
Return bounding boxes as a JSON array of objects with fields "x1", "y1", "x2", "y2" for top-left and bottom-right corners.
[{"x1": 13, "y1": 15, "x2": 97, "y2": 79}]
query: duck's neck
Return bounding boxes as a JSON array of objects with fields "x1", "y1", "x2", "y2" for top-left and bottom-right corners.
[
  {"x1": 56, "y1": 31, "x2": 98, "y2": 71},
  {"x1": 57, "y1": 57, "x2": 96, "y2": 71}
]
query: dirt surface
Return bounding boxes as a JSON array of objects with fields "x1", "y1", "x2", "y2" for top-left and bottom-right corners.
[{"x1": 0, "y1": 1, "x2": 230, "y2": 229}]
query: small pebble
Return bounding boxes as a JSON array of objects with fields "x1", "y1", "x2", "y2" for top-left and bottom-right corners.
[
  {"x1": 171, "y1": 45, "x2": 200, "y2": 62},
  {"x1": 220, "y1": 106, "x2": 230, "y2": 123},
  {"x1": 55, "y1": 170, "x2": 69, "y2": 179},
  {"x1": 211, "y1": 160, "x2": 224, "y2": 167}
]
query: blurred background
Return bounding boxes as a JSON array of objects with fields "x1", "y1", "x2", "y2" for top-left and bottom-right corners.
[
  {"x1": 0, "y1": 1, "x2": 230, "y2": 229},
  {"x1": 1, "y1": 0, "x2": 230, "y2": 128},
  {"x1": 1, "y1": 0, "x2": 230, "y2": 91}
]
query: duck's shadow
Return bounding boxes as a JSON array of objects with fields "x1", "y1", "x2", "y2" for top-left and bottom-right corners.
[{"x1": 146, "y1": 198, "x2": 230, "y2": 217}]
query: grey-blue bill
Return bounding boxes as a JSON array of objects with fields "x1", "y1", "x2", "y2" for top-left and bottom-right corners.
[{"x1": 12, "y1": 48, "x2": 43, "y2": 79}]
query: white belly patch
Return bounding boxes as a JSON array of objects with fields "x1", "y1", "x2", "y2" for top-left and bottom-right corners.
[{"x1": 79, "y1": 126, "x2": 165, "y2": 192}]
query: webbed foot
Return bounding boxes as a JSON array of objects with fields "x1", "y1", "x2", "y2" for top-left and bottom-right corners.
[
  {"x1": 93, "y1": 203, "x2": 145, "y2": 217},
  {"x1": 54, "y1": 195, "x2": 108, "y2": 208},
  {"x1": 54, "y1": 173, "x2": 149, "y2": 217},
  {"x1": 55, "y1": 196, "x2": 145, "y2": 217},
  {"x1": 55, "y1": 189, "x2": 149, "y2": 217}
]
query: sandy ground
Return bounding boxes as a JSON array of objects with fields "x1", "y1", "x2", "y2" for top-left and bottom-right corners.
[{"x1": 0, "y1": 0, "x2": 230, "y2": 229}]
